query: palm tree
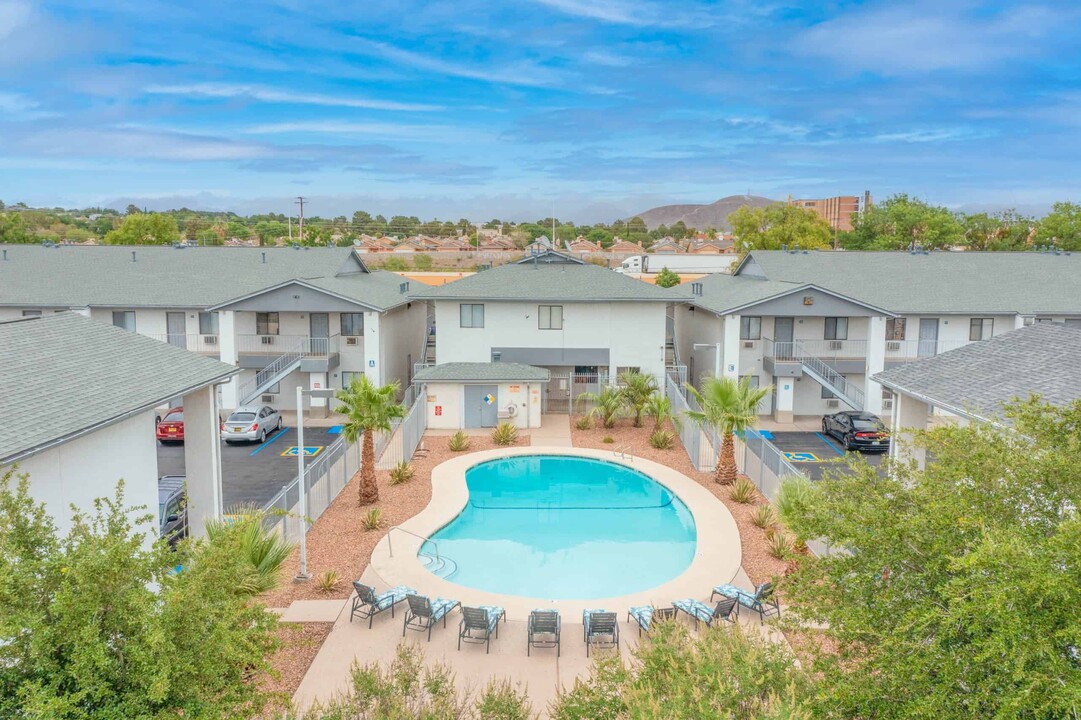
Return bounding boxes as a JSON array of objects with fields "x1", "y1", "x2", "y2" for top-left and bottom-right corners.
[
  {"x1": 336, "y1": 375, "x2": 406, "y2": 505},
  {"x1": 644, "y1": 394, "x2": 680, "y2": 432},
  {"x1": 576, "y1": 385, "x2": 624, "y2": 429},
  {"x1": 205, "y1": 508, "x2": 294, "y2": 595},
  {"x1": 618, "y1": 370, "x2": 659, "y2": 427},
  {"x1": 684, "y1": 376, "x2": 771, "y2": 485}
]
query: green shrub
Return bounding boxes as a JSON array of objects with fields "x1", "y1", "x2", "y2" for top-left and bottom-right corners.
[
  {"x1": 362, "y1": 508, "x2": 382, "y2": 531},
  {"x1": 730, "y1": 476, "x2": 758, "y2": 504},
  {"x1": 316, "y1": 569, "x2": 340, "y2": 593},
  {"x1": 448, "y1": 430, "x2": 470, "y2": 452},
  {"x1": 205, "y1": 508, "x2": 294, "y2": 595},
  {"x1": 382, "y1": 256, "x2": 408, "y2": 271},
  {"x1": 575, "y1": 415, "x2": 594, "y2": 430},
  {"x1": 649, "y1": 429, "x2": 675, "y2": 450},
  {"x1": 602, "y1": 436, "x2": 615, "y2": 444},
  {"x1": 768, "y1": 530, "x2": 792, "y2": 559},
  {"x1": 492, "y1": 421, "x2": 519, "y2": 446},
  {"x1": 752, "y1": 504, "x2": 777, "y2": 529},
  {"x1": 388, "y1": 460, "x2": 414, "y2": 485},
  {"x1": 413, "y1": 253, "x2": 433, "y2": 270}
]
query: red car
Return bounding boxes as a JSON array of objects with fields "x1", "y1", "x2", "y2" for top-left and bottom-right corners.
[{"x1": 156, "y1": 407, "x2": 185, "y2": 444}]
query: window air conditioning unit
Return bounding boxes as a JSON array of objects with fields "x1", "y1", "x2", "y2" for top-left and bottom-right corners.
[
  {"x1": 826, "y1": 399, "x2": 840, "y2": 409},
  {"x1": 261, "y1": 336, "x2": 274, "y2": 345},
  {"x1": 261, "y1": 394, "x2": 274, "y2": 403},
  {"x1": 882, "y1": 399, "x2": 894, "y2": 411},
  {"x1": 743, "y1": 340, "x2": 755, "y2": 349},
  {"x1": 204, "y1": 335, "x2": 218, "y2": 345},
  {"x1": 828, "y1": 340, "x2": 843, "y2": 350},
  {"x1": 345, "y1": 336, "x2": 359, "y2": 346},
  {"x1": 886, "y1": 341, "x2": 901, "y2": 351}
]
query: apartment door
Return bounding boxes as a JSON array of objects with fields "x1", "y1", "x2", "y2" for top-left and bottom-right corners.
[
  {"x1": 464, "y1": 385, "x2": 499, "y2": 428},
  {"x1": 309, "y1": 313, "x2": 330, "y2": 354},
  {"x1": 918, "y1": 318, "x2": 939, "y2": 357},
  {"x1": 166, "y1": 312, "x2": 186, "y2": 349},
  {"x1": 774, "y1": 317, "x2": 794, "y2": 359}
]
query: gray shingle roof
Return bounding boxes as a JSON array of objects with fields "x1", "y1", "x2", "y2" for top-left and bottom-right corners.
[
  {"x1": 413, "y1": 362, "x2": 550, "y2": 383},
  {"x1": 731, "y1": 250, "x2": 1081, "y2": 315},
  {"x1": 872, "y1": 323, "x2": 1081, "y2": 424},
  {"x1": 688, "y1": 273, "x2": 894, "y2": 315},
  {"x1": 0, "y1": 244, "x2": 410, "y2": 312},
  {"x1": 1, "y1": 313, "x2": 239, "y2": 463},
  {"x1": 412, "y1": 262, "x2": 692, "y2": 302}
]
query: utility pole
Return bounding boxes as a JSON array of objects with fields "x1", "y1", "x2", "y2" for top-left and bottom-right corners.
[
  {"x1": 295, "y1": 196, "x2": 306, "y2": 245},
  {"x1": 288, "y1": 216, "x2": 292, "y2": 241}
]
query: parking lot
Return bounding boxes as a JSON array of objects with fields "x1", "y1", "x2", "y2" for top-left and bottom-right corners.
[
  {"x1": 157, "y1": 424, "x2": 345, "y2": 509},
  {"x1": 762, "y1": 430, "x2": 885, "y2": 481}
]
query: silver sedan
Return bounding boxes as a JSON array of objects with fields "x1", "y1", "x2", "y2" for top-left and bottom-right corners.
[{"x1": 221, "y1": 405, "x2": 282, "y2": 444}]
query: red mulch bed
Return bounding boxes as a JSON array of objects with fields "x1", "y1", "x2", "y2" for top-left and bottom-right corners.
[{"x1": 259, "y1": 621, "x2": 334, "y2": 715}]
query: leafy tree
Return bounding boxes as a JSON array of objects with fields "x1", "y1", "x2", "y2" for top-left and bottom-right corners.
[
  {"x1": 103, "y1": 212, "x2": 181, "y2": 245},
  {"x1": 842, "y1": 193, "x2": 962, "y2": 250},
  {"x1": 336, "y1": 376, "x2": 407, "y2": 505},
  {"x1": 728, "y1": 204, "x2": 832, "y2": 252},
  {"x1": 961, "y1": 209, "x2": 1036, "y2": 250},
  {"x1": 585, "y1": 226, "x2": 613, "y2": 246},
  {"x1": 0, "y1": 212, "x2": 34, "y2": 243},
  {"x1": 618, "y1": 370, "x2": 659, "y2": 428},
  {"x1": 655, "y1": 267, "x2": 681, "y2": 287},
  {"x1": 254, "y1": 219, "x2": 287, "y2": 246},
  {"x1": 0, "y1": 471, "x2": 279, "y2": 719},
  {"x1": 780, "y1": 398, "x2": 1081, "y2": 719},
  {"x1": 1034, "y1": 200, "x2": 1081, "y2": 250},
  {"x1": 382, "y1": 256, "x2": 409, "y2": 271},
  {"x1": 125, "y1": 203, "x2": 141, "y2": 215},
  {"x1": 685, "y1": 376, "x2": 771, "y2": 485},
  {"x1": 552, "y1": 621, "x2": 810, "y2": 719},
  {"x1": 413, "y1": 253, "x2": 433, "y2": 270}
]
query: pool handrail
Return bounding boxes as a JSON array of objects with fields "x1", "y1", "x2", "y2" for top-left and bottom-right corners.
[
  {"x1": 613, "y1": 446, "x2": 634, "y2": 461},
  {"x1": 388, "y1": 525, "x2": 440, "y2": 560}
]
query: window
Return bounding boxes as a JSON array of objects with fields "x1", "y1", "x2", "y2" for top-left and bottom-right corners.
[
  {"x1": 112, "y1": 311, "x2": 135, "y2": 332},
  {"x1": 341, "y1": 312, "x2": 364, "y2": 336},
  {"x1": 460, "y1": 304, "x2": 484, "y2": 328},
  {"x1": 198, "y1": 311, "x2": 219, "y2": 335},
  {"x1": 342, "y1": 371, "x2": 362, "y2": 389},
  {"x1": 21, "y1": 310, "x2": 41, "y2": 317},
  {"x1": 885, "y1": 317, "x2": 906, "y2": 340},
  {"x1": 824, "y1": 317, "x2": 849, "y2": 340},
  {"x1": 739, "y1": 316, "x2": 761, "y2": 340},
  {"x1": 538, "y1": 305, "x2": 563, "y2": 330},
  {"x1": 821, "y1": 384, "x2": 835, "y2": 399},
  {"x1": 574, "y1": 365, "x2": 599, "y2": 383},
  {"x1": 969, "y1": 317, "x2": 994, "y2": 341},
  {"x1": 256, "y1": 312, "x2": 279, "y2": 336}
]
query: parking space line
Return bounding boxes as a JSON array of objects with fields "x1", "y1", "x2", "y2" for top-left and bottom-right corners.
[
  {"x1": 815, "y1": 432, "x2": 845, "y2": 456},
  {"x1": 250, "y1": 427, "x2": 290, "y2": 456}
]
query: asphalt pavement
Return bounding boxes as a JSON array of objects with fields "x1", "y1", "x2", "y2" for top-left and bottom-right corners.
[{"x1": 763, "y1": 430, "x2": 884, "y2": 480}]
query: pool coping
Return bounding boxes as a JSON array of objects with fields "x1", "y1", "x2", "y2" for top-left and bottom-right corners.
[{"x1": 368, "y1": 446, "x2": 743, "y2": 620}]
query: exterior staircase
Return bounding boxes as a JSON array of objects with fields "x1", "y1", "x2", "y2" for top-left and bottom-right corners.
[
  {"x1": 770, "y1": 340, "x2": 865, "y2": 411},
  {"x1": 237, "y1": 340, "x2": 305, "y2": 405}
]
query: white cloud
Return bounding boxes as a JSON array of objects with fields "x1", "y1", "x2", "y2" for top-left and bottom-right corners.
[
  {"x1": 144, "y1": 83, "x2": 442, "y2": 112},
  {"x1": 526, "y1": 0, "x2": 721, "y2": 28},
  {"x1": 354, "y1": 40, "x2": 564, "y2": 88},
  {"x1": 241, "y1": 120, "x2": 488, "y2": 142},
  {"x1": 582, "y1": 50, "x2": 633, "y2": 67},
  {"x1": 0, "y1": 1, "x2": 31, "y2": 41}
]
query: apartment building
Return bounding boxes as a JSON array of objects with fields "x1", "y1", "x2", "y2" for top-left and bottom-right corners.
[
  {"x1": 787, "y1": 192, "x2": 871, "y2": 232},
  {"x1": 0, "y1": 245, "x2": 427, "y2": 412},
  {"x1": 675, "y1": 249, "x2": 1081, "y2": 421},
  {"x1": 413, "y1": 250, "x2": 689, "y2": 412}
]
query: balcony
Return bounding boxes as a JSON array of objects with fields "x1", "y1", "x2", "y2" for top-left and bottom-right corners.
[
  {"x1": 237, "y1": 334, "x2": 342, "y2": 372},
  {"x1": 148, "y1": 333, "x2": 222, "y2": 356},
  {"x1": 764, "y1": 339, "x2": 868, "y2": 375},
  {"x1": 883, "y1": 339, "x2": 968, "y2": 363}
]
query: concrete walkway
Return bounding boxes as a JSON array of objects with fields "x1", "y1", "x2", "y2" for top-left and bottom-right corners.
[{"x1": 530, "y1": 414, "x2": 572, "y2": 447}]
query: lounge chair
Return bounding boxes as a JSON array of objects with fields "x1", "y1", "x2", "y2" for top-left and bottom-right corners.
[
  {"x1": 527, "y1": 609, "x2": 561, "y2": 657},
  {"x1": 458, "y1": 605, "x2": 505, "y2": 653},
  {"x1": 672, "y1": 598, "x2": 737, "y2": 630},
  {"x1": 583, "y1": 610, "x2": 619, "y2": 656},
  {"x1": 350, "y1": 582, "x2": 416, "y2": 628},
  {"x1": 712, "y1": 582, "x2": 780, "y2": 623},
  {"x1": 627, "y1": 605, "x2": 678, "y2": 636},
  {"x1": 402, "y1": 593, "x2": 461, "y2": 641}
]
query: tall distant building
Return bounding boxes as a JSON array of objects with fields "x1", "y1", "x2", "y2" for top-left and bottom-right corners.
[{"x1": 788, "y1": 191, "x2": 872, "y2": 232}]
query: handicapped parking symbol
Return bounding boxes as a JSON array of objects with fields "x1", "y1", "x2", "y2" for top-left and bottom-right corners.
[
  {"x1": 280, "y1": 446, "x2": 324, "y2": 458},
  {"x1": 783, "y1": 451, "x2": 821, "y2": 463}
]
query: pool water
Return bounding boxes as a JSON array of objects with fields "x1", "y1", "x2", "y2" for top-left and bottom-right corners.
[{"x1": 421, "y1": 455, "x2": 697, "y2": 599}]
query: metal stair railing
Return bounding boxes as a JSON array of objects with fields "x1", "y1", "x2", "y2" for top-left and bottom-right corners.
[
  {"x1": 237, "y1": 339, "x2": 306, "y2": 404},
  {"x1": 792, "y1": 340, "x2": 865, "y2": 410}
]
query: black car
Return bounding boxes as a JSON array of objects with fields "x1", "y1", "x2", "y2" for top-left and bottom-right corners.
[
  {"x1": 158, "y1": 475, "x2": 188, "y2": 547},
  {"x1": 822, "y1": 411, "x2": 890, "y2": 452}
]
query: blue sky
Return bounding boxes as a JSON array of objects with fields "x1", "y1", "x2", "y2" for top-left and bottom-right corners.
[{"x1": 0, "y1": 0, "x2": 1078, "y2": 222}]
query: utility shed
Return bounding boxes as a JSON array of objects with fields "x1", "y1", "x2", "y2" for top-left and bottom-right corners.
[{"x1": 414, "y1": 363, "x2": 549, "y2": 430}]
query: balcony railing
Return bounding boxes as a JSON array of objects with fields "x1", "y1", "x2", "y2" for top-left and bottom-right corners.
[
  {"x1": 883, "y1": 338, "x2": 969, "y2": 360},
  {"x1": 147, "y1": 333, "x2": 222, "y2": 354},
  {"x1": 237, "y1": 334, "x2": 340, "y2": 356},
  {"x1": 767, "y1": 339, "x2": 868, "y2": 361}
]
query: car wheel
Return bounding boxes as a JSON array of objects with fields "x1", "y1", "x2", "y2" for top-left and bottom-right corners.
[
  {"x1": 276, "y1": 417, "x2": 282, "y2": 431},
  {"x1": 258, "y1": 429, "x2": 266, "y2": 444},
  {"x1": 844, "y1": 434, "x2": 855, "y2": 451},
  {"x1": 822, "y1": 419, "x2": 829, "y2": 434}
]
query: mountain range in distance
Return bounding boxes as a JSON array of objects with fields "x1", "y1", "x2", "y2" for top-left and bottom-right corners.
[{"x1": 630, "y1": 194, "x2": 778, "y2": 231}]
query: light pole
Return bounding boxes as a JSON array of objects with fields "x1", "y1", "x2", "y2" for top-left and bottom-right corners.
[
  {"x1": 294, "y1": 385, "x2": 337, "y2": 581},
  {"x1": 693, "y1": 342, "x2": 722, "y2": 379}
]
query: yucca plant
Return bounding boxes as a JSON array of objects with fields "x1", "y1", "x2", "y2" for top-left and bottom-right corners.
[
  {"x1": 448, "y1": 430, "x2": 470, "y2": 452},
  {"x1": 574, "y1": 415, "x2": 594, "y2": 430},
  {"x1": 389, "y1": 461, "x2": 414, "y2": 485},
  {"x1": 644, "y1": 394, "x2": 681, "y2": 432},
  {"x1": 768, "y1": 531, "x2": 792, "y2": 560},
  {"x1": 618, "y1": 370, "x2": 659, "y2": 427},
  {"x1": 752, "y1": 504, "x2": 777, "y2": 529},
  {"x1": 649, "y1": 429, "x2": 675, "y2": 450},
  {"x1": 685, "y1": 376, "x2": 771, "y2": 485},
  {"x1": 205, "y1": 510, "x2": 294, "y2": 596},
  {"x1": 336, "y1": 375, "x2": 407, "y2": 506},
  {"x1": 577, "y1": 385, "x2": 624, "y2": 428},
  {"x1": 362, "y1": 508, "x2": 382, "y2": 531},
  {"x1": 316, "y1": 569, "x2": 340, "y2": 593},
  {"x1": 730, "y1": 476, "x2": 758, "y2": 504},
  {"x1": 492, "y1": 421, "x2": 519, "y2": 446}
]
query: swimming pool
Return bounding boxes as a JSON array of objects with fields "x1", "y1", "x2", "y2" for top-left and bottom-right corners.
[{"x1": 420, "y1": 455, "x2": 697, "y2": 599}]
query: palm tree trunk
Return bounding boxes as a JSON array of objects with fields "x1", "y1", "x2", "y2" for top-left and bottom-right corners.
[
  {"x1": 716, "y1": 432, "x2": 738, "y2": 485},
  {"x1": 359, "y1": 431, "x2": 379, "y2": 505}
]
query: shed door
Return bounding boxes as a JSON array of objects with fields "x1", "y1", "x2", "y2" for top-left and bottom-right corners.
[
  {"x1": 166, "y1": 312, "x2": 187, "y2": 349},
  {"x1": 464, "y1": 385, "x2": 499, "y2": 428}
]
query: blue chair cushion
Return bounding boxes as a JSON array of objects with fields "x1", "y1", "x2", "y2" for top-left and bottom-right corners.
[
  {"x1": 374, "y1": 585, "x2": 416, "y2": 610},
  {"x1": 628, "y1": 605, "x2": 653, "y2": 630},
  {"x1": 713, "y1": 583, "x2": 757, "y2": 606},
  {"x1": 477, "y1": 605, "x2": 505, "y2": 631},
  {"x1": 430, "y1": 598, "x2": 458, "y2": 622},
  {"x1": 673, "y1": 599, "x2": 714, "y2": 624}
]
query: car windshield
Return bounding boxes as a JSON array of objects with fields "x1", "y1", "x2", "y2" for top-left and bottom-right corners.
[
  {"x1": 853, "y1": 419, "x2": 882, "y2": 431},
  {"x1": 228, "y1": 412, "x2": 256, "y2": 422},
  {"x1": 164, "y1": 411, "x2": 183, "y2": 422}
]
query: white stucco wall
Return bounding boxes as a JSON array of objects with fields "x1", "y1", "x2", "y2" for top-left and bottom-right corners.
[
  {"x1": 6, "y1": 412, "x2": 159, "y2": 541},
  {"x1": 424, "y1": 381, "x2": 543, "y2": 430},
  {"x1": 380, "y1": 301, "x2": 428, "y2": 388}
]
